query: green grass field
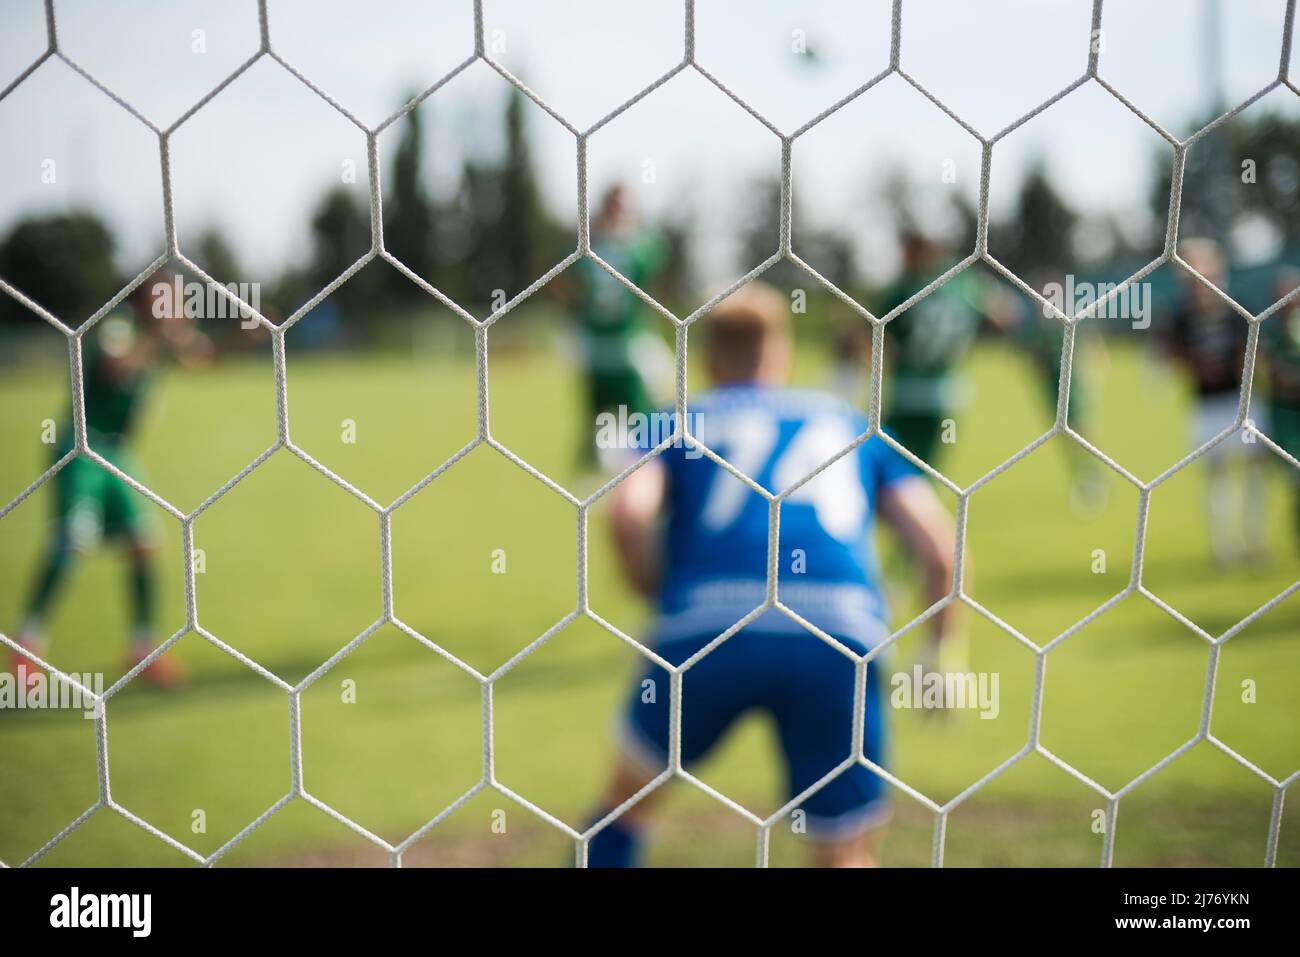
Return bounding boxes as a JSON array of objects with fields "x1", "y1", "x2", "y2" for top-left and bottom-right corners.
[{"x1": 1, "y1": 326, "x2": 1298, "y2": 867}]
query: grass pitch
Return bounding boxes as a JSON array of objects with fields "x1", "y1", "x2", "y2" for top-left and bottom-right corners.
[{"x1": 1, "y1": 326, "x2": 1297, "y2": 867}]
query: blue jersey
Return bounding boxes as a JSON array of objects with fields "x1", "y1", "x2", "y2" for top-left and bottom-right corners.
[{"x1": 642, "y1": 385, "x2": 918, "y2": 647}]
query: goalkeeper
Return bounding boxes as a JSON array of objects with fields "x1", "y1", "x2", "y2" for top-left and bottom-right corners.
[{"x1": 587, "y1": 282, "x2": 957, "y2": 867}]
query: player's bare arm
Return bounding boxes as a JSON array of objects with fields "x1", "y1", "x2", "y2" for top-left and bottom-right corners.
[
  {"x1": 607, "y1": 457, "x2": 666, "y2": 599},
  {"x1": 877, "y1": 475, "x2": 957, "y2": 643}
]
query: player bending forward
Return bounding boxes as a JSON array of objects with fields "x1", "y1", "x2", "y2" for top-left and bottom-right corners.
[
  {"x1": 587, "y1": 282, "x2": 956, "y2": 867},
  {"x1": 10, "y1": 274, "x2": 211, "y2": 690}
]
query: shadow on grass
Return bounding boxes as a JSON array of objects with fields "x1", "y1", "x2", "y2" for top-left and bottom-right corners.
[{"x1": 247, "y1": 795, "x2": 1283, "y2": 867}]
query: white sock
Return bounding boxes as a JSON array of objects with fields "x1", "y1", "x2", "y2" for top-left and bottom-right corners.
[{"x1": 17, "y1": 617, "x2": 44, "y2": 647}]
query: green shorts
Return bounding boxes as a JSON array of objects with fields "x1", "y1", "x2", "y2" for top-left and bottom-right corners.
[
  {"x1": 588, "y1": 367, "x2": 652, "y2": 420},
  {"x1": 883, "y1": 409, "x2": 946, "y2": 466},
  {"x1": 52, "y1": 441, "x2": 152, "y2": 548}
]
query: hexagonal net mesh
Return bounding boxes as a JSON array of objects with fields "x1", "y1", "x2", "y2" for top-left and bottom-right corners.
[{"x1": 2, "y1": 0, "x2": 1298, "y2": 868}]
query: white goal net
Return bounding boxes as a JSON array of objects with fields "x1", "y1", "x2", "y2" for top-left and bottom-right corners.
[{"x1": 1, "y1": 0, "x2": 1298, "y2": 868}]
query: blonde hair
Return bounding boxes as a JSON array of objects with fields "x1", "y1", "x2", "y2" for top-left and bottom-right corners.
[{"x1": 702, "y1": 281, "x2": 790, "y2": 382}]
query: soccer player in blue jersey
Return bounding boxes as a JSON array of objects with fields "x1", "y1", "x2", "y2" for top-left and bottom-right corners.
[{"x1": 588, "y1": 282, "x2": 957, "y2": 867}]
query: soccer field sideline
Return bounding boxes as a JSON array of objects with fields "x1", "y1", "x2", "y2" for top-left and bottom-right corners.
[{"x1": 1, "y1": 339, "x2": 1297, "y2": 866}]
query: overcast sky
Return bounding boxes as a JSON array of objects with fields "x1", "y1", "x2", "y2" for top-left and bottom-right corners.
[{"x1": 0, "y1": 0, "x2": 1296, "y2": 288}]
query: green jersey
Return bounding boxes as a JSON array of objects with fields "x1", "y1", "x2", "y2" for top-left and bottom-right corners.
[
  {"x1": 79, "y1": 315, "x2": 153, "y2": 446},
  {"x1": 881, "y1": 270, "x2": 985, "y2": 414},
  {"x1": 45, "y1": 314, "x2": 153, "y2": 539},
  {"x1": 573, "y1": 232, "x2": 666, "y2": 372}
]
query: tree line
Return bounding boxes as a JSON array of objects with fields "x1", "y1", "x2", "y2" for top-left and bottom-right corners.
[{"x1": 1, "y1": 97, "x2": 1297, "y2": 333}]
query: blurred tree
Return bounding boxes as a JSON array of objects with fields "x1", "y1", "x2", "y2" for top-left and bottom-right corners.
[
  {"x1": 194, "y1": 226, "x2": 243, "y2": 287},
  {"x1": 499, "y1": 86, "x2": 545, "y2": 295},
  {"x1": 656, "y1": 213, "x2": 696, "y2": 310},
  {"x1": 189, "y1": 225, "x2": 261, "y2": 339},
  {"x1": 1153, "y1": 108, "x2": 1300, "y2": 249},
  {"x1": 309, "y1": 185, "x2": 373, "y2": 302},
  {"x1": 0, "y1": 212, "x2": 120, "y2": 325},
  {"x1": 738, "y1": 175, "x2": 855, "y2": 293},
  {"x1": 1234, "y1": 112, "x2": 1300, "y2": 245},
  {"x1": 266, "y1": 185, "x2": 377, "y2": 330},
  {"x1": 300, "y1": 184, "x2": 385, "y2": 340},
  {"x1": 737, "y1": 177, "x2": 783, "y2": 280},
  {"x1": 456, "y1": 158, "x2": 505, "y2": 306},
  {"x1": 385, "y1": 95, "x2": 437, "y2": 301},
  {"x1": 457, "y1": 86, "x2": 569, "y2": 309},
  {"x1": 993, "y1": 160, "x2": 1078, "y2": 277}
]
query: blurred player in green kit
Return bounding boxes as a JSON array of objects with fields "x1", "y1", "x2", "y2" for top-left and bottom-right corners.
[
  {"x1": 10, "y1": 273, "x2": 212, "y2": 690},
  {"x1": 878, "y1": 231, "x2": 1009, "y2": 469},
  {"x1": 570, "y1": 184, "x2": 672, "y2": 470},
  {"x1": 1011, "y1": 268, "x2": 1109, "y2": 516},
  {"x1": 1263, "y1": 266, "x2": 1300, "y2": 553}
]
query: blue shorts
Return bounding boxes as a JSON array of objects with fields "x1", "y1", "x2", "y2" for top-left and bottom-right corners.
[{"x1": 622, "y1": 627, "x2": 890, "y2": 839}]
